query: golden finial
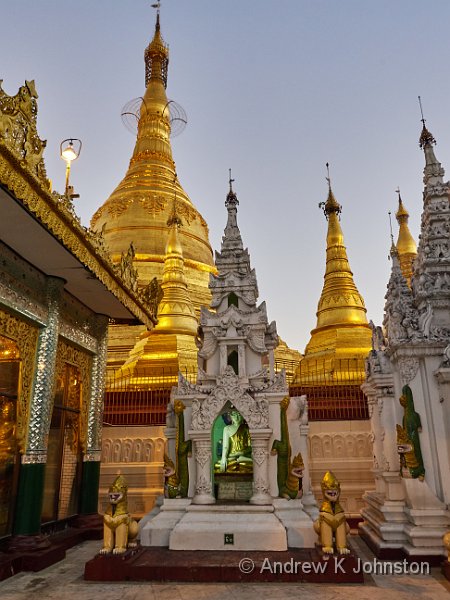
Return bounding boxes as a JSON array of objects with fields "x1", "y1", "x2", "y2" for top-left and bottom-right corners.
[
  {"x1": 145, "y1": 1, "x2": 169, "y2": 88},
  {"x1": 319, "y1": 162, "x2": 341, "y2": 219},
  {"x1": 151, "y1": 1, "x2": 161, "y2": 25},
  {"x1": 395, "y1": 187, "x2": 408, "y2": 219}
]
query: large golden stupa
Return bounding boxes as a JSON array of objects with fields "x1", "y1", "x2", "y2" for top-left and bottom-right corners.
[
  {"x1": 293, "y1": 181, "x2": 372, "y2": 383},
  {"x1": 91, "y1": 13, "x2": 215, "y2": 370}
]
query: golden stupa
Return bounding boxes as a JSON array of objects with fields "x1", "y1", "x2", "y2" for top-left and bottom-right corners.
[
  {"x1": 395, "y1": 192, "x2": 417, "y2": 287},
  {"x1": 90, "y1": 13, "x2": 215, "y2": 369},
  {"x1": 115, "y1": 200, "x2": 199, "y2": 385},
  {"x1": 293, "y1": 179, "x2": 371, "y2": 384},
  {"x1": 274, "y1": 338, "x2": 302, "y2": 384}
]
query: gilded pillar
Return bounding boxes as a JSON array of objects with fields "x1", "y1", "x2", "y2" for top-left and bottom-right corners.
[
  {"x1": 249, "y1": 429, "x2": 272, "y2": 505},
  {"x1": 191, "y1": 432, "x2": 215, "y2": 504},
  {"x1": 14, "y1": 276, "x2": 64, "y2": 536},
  {"x1": 80, "y1": 315, "x2": 109, "y2": 515}
]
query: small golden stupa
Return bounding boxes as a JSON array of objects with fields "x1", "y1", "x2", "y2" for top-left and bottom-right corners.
[
  {"x1": 293, "y1": 175, "x2": 371, "y2": 384},
  {"x1": 115, "y1": 199, "x2": 199, "y2": 385},
  {"x1": 394, "y1": 191, "x2": 417, "y2": 287},
  {"x1": 90, "y1": 12, "x2": 215, "y2": 370}
]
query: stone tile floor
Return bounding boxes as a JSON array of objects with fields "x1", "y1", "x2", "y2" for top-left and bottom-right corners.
[{"x1": 0, "y1": 536, "x2": 448, "y2": 600}]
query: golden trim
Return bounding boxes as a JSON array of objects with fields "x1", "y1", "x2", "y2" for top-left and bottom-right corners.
[
  {"x1": 53, "y1": 339, "x2": 92, "y2": 454},
  {"x1": 0, "y1": 308, "x2": 39, "y2": 452},
  {"x1": 0, "y1": 142, "x2": 156, "y2": 328}
]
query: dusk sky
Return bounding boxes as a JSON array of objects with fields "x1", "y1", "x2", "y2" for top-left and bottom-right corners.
[{"x1": 2, "y1": 1, "x2": 450, "y2": 352}]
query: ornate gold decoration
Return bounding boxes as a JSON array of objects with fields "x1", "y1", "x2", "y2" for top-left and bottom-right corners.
[
  {"x1": 141, "y1": 277, "x2": 163, "y2": 318},
  {"x1": 0, "y1": 80, "x2": 48, "y2": 186},
  {"x1": 313, "y1": 470, "x2": 350, "y2": 555},
  {"x1": 53, "y1": 339, "x2": 92, "y2": 454},
  {"x1": 443, "y1": 531, "x2": 450, "y2": 562},
  {"x1": 116, "y1": 242, "x2": 139, "y2": 293},
  {"x1": 100, "y1": 474, "x2": 139, "y2": 554},
  {"x1": 0, "y1": 308, "x2": 39, "y2": 452}
]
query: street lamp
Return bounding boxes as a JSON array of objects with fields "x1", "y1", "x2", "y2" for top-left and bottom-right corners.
[{"x1": 60, "y1": 138, "x2": 82, "y2": 198}]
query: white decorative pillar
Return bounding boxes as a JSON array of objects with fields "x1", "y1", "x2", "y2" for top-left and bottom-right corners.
[
  {"x1": 219, "y1": 343, "x2": 227, "y2": 373},
  {"x1": 191, "y1": 431, "x2": 215, "y2": 504},
  {"x1": 238, "y1": 343, "x2": 246, "y2": 377},
  {"x1": 249, "y1": 429, "x2": 272, "y2": 505}
]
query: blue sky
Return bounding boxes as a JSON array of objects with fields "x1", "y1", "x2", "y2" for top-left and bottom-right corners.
[{"x1": 2, "y1": 1, "x2": 450, "y2": 352}]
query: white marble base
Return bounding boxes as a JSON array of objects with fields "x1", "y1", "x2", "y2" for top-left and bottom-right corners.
[
  {"x1": 169, "y1": 504, "x2": 288, "y2": 551},
  {"x1": 140, "y1": 498, "x2": 192, "y2": 547},
  {"x1": 301, "y1": 491, "x2": 319, "y2": 522},
  {"x1": 272, "y1": 498, "x2": 316, "y2": 548}
]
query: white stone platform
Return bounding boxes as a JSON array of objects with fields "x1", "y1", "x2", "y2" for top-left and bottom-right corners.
[
  {"x1": 169, "y1": 504, "x2": 288, "y2": 551},
  {"x1": 140, "y1": 498, "x2": 192, "y2": 547},
  {"x1": 272, "y1": 498, "x2": 317, "y2": 548}
]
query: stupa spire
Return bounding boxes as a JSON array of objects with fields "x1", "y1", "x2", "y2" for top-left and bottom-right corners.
[
  {"x1": 314, "y1": 170, "x2": 368, "y2": 331},
  {"x1": 394, "y1": 189, "x2": 417, "y2": 286},
  {"x1": 154, "y1": 180, "x2": 198, "y2": 335},
  {"x1": 292, "y1": 167, "x2": 371, "y2": 384},
  {"x1": 145, "y1": 4, "x2": 169, "y2": 88},
  {"x1": 90, "y1": 7, "x2": 214, "y2": 321}
]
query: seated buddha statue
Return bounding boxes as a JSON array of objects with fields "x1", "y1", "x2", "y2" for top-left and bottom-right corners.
[{"x1": 215, "y1": 410, "x2": 253, "y2": 473}]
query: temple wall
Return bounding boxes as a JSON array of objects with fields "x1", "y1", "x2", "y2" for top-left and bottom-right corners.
[
  {"x1": 99, "y1": 425, "x2": 166, "y2": 517},
  {"x1": 99, "y1": 420, "x2": 375, "y2": 520},
  {"x1": 308, "y1": 420, "x2": 374, "y2": 518}
]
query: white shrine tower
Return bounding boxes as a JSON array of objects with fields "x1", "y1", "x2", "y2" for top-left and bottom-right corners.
[{"x1": 141, "y1": 180, "x2": 316, "y2": 550}]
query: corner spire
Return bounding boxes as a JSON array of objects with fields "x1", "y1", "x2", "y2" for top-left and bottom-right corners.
[
  {"x1": 417, "y1": 97, "x2": 445, "y2": 188},
  {"x1": 221, "y1": 169, "x2": 243, "y2": 252},
  {"x1": 394, "y1": 189, "x2": 417, "y2": 286}
]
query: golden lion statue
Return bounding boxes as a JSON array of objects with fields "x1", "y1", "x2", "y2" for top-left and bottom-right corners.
[
  {"x1": 313, "y1": 471, "x2": 350, "y2": 555},
  {"x1": 100, "y1": 474, "x2": 138, "y2": 555},
  {"x1": 444, "y1": 531, "x2": 450, "y2": 562}
]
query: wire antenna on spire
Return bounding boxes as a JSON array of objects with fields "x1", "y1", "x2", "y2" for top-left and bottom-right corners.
[
  {"x1": 151, "y1": 1, "x2": 161, "y2": 16},
  {"x1": 418, "y1": 96, "x2": 426, "y2": 126},
  {"x1": 229, "y1": 168, "x2": 235, "y2": 192},
  {"x1": 388, "y1": 211, "x2": 395, "y2": 260},
  {"x1": 325, "y1": 162, "x2": 331, "y2": 189},
  {"x1": 395, "y1": 187, "x2": 401, "y2": 202}
]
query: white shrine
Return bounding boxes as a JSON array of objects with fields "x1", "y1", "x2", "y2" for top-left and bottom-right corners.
[
  {"x1": 361, "y1": 120, "x2": 450, "y2": 559},
  {"x1": 141, "y1": 181, "x2": 317, "y2": 550}
]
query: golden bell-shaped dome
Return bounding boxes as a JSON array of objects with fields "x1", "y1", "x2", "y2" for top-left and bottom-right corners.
[{"x1": 91, "y1": 14, "x2": 214, "y2": 313}]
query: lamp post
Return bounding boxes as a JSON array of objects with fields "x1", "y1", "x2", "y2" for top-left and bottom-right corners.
[{"x1": 60, "y1": 138, "x2": 82, "y2": 197}]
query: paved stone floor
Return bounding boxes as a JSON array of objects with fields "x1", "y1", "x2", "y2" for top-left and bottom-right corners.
[{"x1": 0, "y1": 537, "x2": 449, "y2": 600}]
